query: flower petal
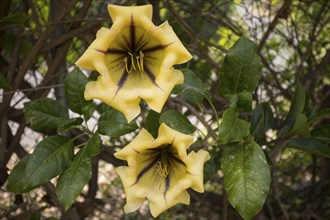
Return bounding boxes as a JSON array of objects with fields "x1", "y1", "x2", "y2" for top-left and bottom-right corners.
[
  {"x1": 115, "y1": 166, "x2": 147, "y2": 213},
  {"x1": 185, "y1": 150, "x2": 211, "y2": 192}
]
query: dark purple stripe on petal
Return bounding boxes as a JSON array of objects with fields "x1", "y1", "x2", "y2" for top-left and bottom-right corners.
[
  {"x1": 130, "y1": 14, "x2": 135, "y2": 51},
  {"x1": 163, "y1": 176, "x2": 170, "y2": 198},
  {"x1": 143, "y1": 43, "x2": 172, "y2": 54},
  {"x1": 131, "y1": 156, "x2": 159, "y2": 186},
  {"x1": 117, "y1": 70, "x2": 129, "y2": 89},
  {"x1": 106, "y1": 48, "x2": 127, "y2": 54},
  {"x1": 143, "y1": 65, "x2": 158, "y2": 87}
]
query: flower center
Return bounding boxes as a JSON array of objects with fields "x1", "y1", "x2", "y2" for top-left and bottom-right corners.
[
  {"x1": 124, "y1": 50, "x2": 144, "y2": 73},
  {"x1": 156, "y1": 146, "x2": 171, "y2": 177}
]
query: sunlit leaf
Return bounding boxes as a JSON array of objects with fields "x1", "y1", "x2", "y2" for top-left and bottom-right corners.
[{"x1": 222, "y1": 141, "x2": 271, "y2": 220}]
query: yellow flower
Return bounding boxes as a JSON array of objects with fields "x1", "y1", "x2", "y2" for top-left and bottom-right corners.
[
  {"x1": 75, "y1": 5, "x2": 192, "y2": 122},
  {"x1": 114, "y1": 123, "x2": 210, "y2": 217}
]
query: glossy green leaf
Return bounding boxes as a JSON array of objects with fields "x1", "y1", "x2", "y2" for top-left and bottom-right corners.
[
  {"x1": 288, "y1": 113, "x2": 310, "y2": 137},
  {"x1": 145, "y1": 110, "x2": 161, "y2": 138},
  {"x1": 25, "y1": 136, "x2": 74, "y2": 187},
  {"x1": 173, "y1": 68, "x2": 207, "y2": 104},
  {"x1": 64, "y1": 68, "x2": 95, "y2": 119},
  {"x1": 24, "y1": 98, "x2": 69, "y2": 132},
  {"x1": 57, "y1": 117, "x2": 83, "y2": 134},
  {"x1": 218, "y1": 108, "x2": 250, "y2": 144},
  {"x1": 222, "y1": 141, "x2": 271, "y2": 220},
  {"x1": 159, "y1": 110, "x2": 196, "y2": 134},
  {"x1": 251, "y1": 103, "x2": 274, "y2": 141},
  {"x1": 56, "y1": 134, "x2": 100, "y2": 210},
  {"x1": 219, "y1": 37, "x2": 262, "y2": 95},
  {"x1": 7, "y1": 136, "x2": 73, "y2": 194},
  {"x1": 283, "y1": 83, "x2": 307, "y2": 133},
  {"x1": 285, "y1": 137, "x2": 330, "y2": 158},
  {"x1": 6, "y1": 156, "x2": 36, "y2": 194},
  {"x1": 98, "y1": 108, "x2": 138, "y2": 138},
  {"x1": 311, "y1": 125, "x2": 330, "y2": 143}
]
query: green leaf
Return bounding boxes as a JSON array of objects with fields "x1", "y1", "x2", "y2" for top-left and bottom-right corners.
[
  {"x1": 173, "y1": 68, "x2": 207, "y2": 104},
  {"x1": 219, "y1": 37, "x2": 262, "y2": 95},
  {"x1": 282, "y1": 82, "x2": 307, "y2": 133},
  {"x1": 57, "y1": 117, "x2": 83, "y2": 134},
  {"x1": 285, "y1": 137, "x2": 330, "y2": 158},
  {"x1": 64, "y1": 68, "x2": 95, "y2": 119},
  {"x1": 218, "y1": 108, "x2": 250, "y2": 144},
  {"x1": 226, "y1": 91, "x2": 253, "y2": 112},
  {"x1": 24, "y1": 98, "x2": 69, "y2": 132},
  {"x1": 0, "y1": 73, "x2": 12, "y2": 90},
  {"x1": 251, "y1": 103, "x2": 274, "y2": 141},
  {"x1": 145, "y1": 110, "x2": 161, "y2": 138},
  {"x1": 288, "y1": 113, "x2": 310, "y2": 137},
  {"x1": 56, "y1": 133, "x2": 100, "y2": 210},
  {"x1": 25, "y1": 136, "x2": 74, "y2": 187},
  {"x1": 98, "y1": 108, "x2": 138, "y2": 138},
  {"x1": 308, "y1": 108, "x2": 330, "y2": 125},
  {"x1": 159, "y1": 110, "x2": 196, "y2": 134},
  {"x1": 6, "y1": 156, "x2": 36, "y2": 194},
  {"x1": 221, "y1": 141, "x2": 271, "y2": 220},
  {"x1": 311, "y1": 125, "x2": 330, "y2": 143},
  {"x1": 0, "y1": 13, "x2": 28, "y2": 25}
]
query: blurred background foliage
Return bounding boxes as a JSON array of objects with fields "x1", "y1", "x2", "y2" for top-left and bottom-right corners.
[{"x1": 0, "y1": 0, "x2": 329, "y2": 219}]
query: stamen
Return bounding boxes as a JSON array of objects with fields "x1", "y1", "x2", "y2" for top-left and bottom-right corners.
[
  {"x1": 124, "y1": 51, "x2": 145, "y2": 73},
  {"x1": 128, "y1": 52, "x2": 137, "y2": 70},
  {"x1": 139, "y1": 51, "x2": 144, "y2": 72},
  {"x1": 124, "y1": 57, "x2": 131, "y2": 73},
  {"x1": 156, "y1": 161, "x2": 169, "y2": 177}
]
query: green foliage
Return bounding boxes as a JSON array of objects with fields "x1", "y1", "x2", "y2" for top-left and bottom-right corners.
[
  {"x1": 145, "y1": 110, "x2": 161, "y2": 138},
  {"x1": 7, "y1": 136, "x2": 74, "y2": 194},
  {"x1": 285, "y1": 138, "x2": 330, "y2": 158},
  {"x1": 282, "y1": 82, "x2": 307, "y2": 134},
  {"x1": 174, "y1": 68, "x2": 207, "y2": 104},
  {"x1": 56, "y1": 133, "x2": 101, "y2": 210},
  {"x1": 251, "y1": 103, "x2": 274, "y2": 142},
  {"x1": 218, "y1": 108, "x2": 250, "y2": 144},
  {"x1": 98, "y1": 108, "x2": 138, "y2": 138},
  {"x1": 222, "y1": 141, "x2": 271, "y2": 220},
  {"x1": 24, "y1": 98, "x2": 70, "y2": 132},
  {"x1": 159, "y1": 109, "x2": 196, "y2": 134},
  {"x1": 64, "y1": 68, "x2": 96, "y2": 120},
  {"x1": 219, "y1": 37, "x2": 262, "y2": 96}
]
